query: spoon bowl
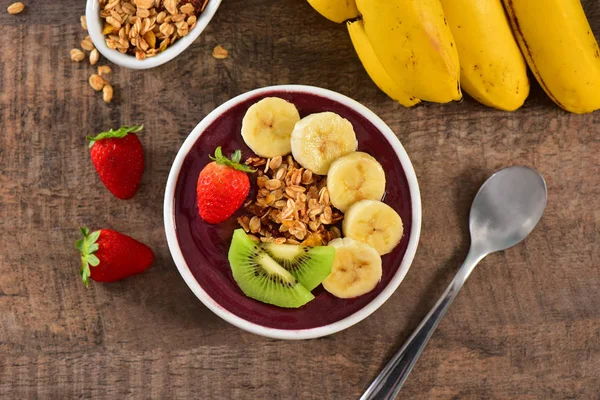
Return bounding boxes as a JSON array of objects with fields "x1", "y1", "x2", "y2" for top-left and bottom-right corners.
[{"x1": 470, "y1": 166, "x2": 547, "y2": 254}]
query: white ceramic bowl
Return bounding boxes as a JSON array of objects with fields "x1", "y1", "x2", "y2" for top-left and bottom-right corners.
[
  {"x1": 163, "y1": 85, "x2": 422, "y2": 340},
  {"x1": 86, "y1": 0, "x2": 222, "y2": 70}
]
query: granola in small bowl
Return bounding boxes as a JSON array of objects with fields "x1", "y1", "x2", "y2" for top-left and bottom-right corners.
[
  {"x1": 85, "y1": 0, "x2": 222, "y2": 69},
  {"x1": 99, "y1": 0, "x2": 208, "y2": 60}
]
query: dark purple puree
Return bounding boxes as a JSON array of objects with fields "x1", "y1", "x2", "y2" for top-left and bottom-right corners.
[{"x1": 174, "y1": 90, "x2": 413, "y2": 330}]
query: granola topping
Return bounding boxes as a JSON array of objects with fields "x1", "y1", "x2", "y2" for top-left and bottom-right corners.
[{"x1": 237, "y1": 155, "x2": 343, "y2": 246}]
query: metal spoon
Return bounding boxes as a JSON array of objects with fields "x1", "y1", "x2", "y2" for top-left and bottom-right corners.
[{"x1": 361, "y1": 166, "x2": 547, "y2": 400}]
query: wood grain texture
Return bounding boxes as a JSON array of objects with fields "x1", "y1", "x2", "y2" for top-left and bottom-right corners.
[{"x1": 1, "y1": 0, "x2": 599, "y2": 398}]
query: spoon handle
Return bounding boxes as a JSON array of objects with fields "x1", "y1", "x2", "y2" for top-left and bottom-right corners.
[{"x1": 360, "y1": 248, "x2": 485, "y2": 400}]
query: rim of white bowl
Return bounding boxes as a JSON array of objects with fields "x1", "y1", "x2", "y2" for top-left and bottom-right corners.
[
  {"x1": 163, "y1": 85, "x2": 422, "y2": 340},
  {"x1": 86, "y1": 0, "x2": 222, "y2": 70}
]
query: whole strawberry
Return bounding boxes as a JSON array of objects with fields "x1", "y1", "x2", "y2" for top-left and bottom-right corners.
[
  {"x1": 88, "y1": 125, "x2": 145, "y2": 200},
  {"x1": 76, "y1": 227, "x2": 154, "y2": 286},
  {"x1": 197, "y1": 147, "x2": 255, "y2": 224}
]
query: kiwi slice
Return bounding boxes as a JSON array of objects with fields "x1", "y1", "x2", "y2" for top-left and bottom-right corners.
[
  {"x1": 261, "y1": 242, "x2": 335, "y2": 291},
  {"x1": 228, "y1": 229, "x2": 315, "y2": 308}
]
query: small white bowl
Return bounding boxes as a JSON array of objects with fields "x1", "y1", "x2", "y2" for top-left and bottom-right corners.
[
  {"x1": 163, "y1": 85, "x2": 422, "y2": 340},
  {"x1": 86, "y1": 0, "x2": 222, "y2": 70}
]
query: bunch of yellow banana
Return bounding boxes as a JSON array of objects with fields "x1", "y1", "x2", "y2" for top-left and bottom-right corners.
[{"x1": 307, "y1": 0, "x2": 600, "y2": 113}]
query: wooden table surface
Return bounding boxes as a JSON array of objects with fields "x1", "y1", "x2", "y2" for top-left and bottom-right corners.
[{"x1": 1, "y1": 0, "x2": 599, "y2": 398}]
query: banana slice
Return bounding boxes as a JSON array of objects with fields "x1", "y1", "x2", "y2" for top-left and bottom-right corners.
[
  {"x1": 327, "y1": 151, "x2": 386, "y2": 212},
  {"x1": 343, "y1": 200, "x2": 403, "y2": 255},
  {"x1": 241, "y1": 97, "x2": 300, "y2": 158},
  {"x1": 291, "y1": 112, "x2": 358, "y2": 175},
  {"x1": 322, "y1": 237, "x2": 382, "y2": 298}
]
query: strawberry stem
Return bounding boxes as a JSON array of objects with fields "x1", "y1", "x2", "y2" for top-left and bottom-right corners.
[
  {"x1": 87, "y1": 125, "x2": 144, "y2": 148},
  {"x1": 76, "y1": 227, "x2": 101, "y2": 287},
  {"x1": 209, "y1": 146, "x2": 256, "y2": 173}
]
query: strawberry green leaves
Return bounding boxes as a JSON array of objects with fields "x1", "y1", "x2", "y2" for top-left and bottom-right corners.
[
  {"x1": 209, "y1": 146, "x2": 256, "y2": 173},
  {"x1": 76, "y1": 227, "x2": 101, "y2": 287},
  {"x1": 87, "y1": 125, "x2": 144, "y2": 148}
]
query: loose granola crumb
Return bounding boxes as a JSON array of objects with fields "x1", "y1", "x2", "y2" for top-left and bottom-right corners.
[
  {"x1": 70, "y1": 49, "x2": 85, "y2": 62},
  {"x1": 212, "y1": 44, "x2": 228, "y2": 59},
  {"x1": 102, "y1": 84, "x2": 114, "y2": 103},
  {"x1": 89, "y1": 49, "x2": 100, "y2": 65},
  {"x1": 7, "y1": 2, "x2": 24, "y2": 15},
  {"x1": 97, "y1": 65, "x2": 112, "y2": 76},
  {"x1": 89, "y1": 74, "x2": 105, "y2": 91},
  {"x1": 81, "y1": 37, "x2": 95, "y2": 51}
]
